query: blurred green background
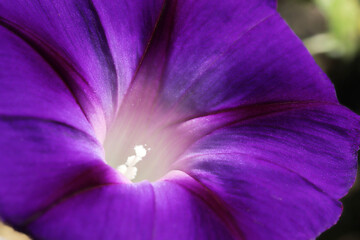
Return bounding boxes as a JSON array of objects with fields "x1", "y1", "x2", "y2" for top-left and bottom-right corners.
[
  {"x1": 0, "y1": 0, "x2": 359, "y2": 239},
  {"x1": 278, "y1": 0, "x2": 360, "y2": 239}
]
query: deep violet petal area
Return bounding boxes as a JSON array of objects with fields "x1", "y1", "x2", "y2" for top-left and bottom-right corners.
[{"x1": 176, "y1": 104, "x2": 360, "y2": 240}]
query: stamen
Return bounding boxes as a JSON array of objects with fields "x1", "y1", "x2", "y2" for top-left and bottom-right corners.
[{"x1": 117, "y1": 145, "x2": 149, "y2": 181}]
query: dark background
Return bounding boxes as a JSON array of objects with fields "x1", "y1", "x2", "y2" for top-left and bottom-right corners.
[{"x1": 278, "y1": 0, "x2": 360, "y2": 239}]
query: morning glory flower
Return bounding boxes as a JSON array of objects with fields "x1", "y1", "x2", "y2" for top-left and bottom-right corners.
[{"x1": 0, "y1": 0, "x2": 359, "y2": 239}]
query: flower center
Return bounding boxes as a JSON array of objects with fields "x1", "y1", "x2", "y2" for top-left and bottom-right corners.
[
  {"x1": 103, "y1": 110, "x2": 185, "y2": 183},
  {"x1": 103, "y1": 85, "x2": 193, "y2": 183},
  {"x1": 116, "y1": 145, "x2": 150, "y2": 181}
]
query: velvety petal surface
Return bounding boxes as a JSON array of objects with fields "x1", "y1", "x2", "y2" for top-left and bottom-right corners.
[
  {"x1": 122, "y1": 0, "x2": 337, "y2": 117},
  {"x1": 0, "y1": 26, "x2": 119, "y2": 228},
  {"x1": 151, "y1": 177, "x2": 235, "y2": 240},
  {"x1": 116, "y1": 0, "x2": 281, "y2": 117},
  {"x1": 28, "y1": 174, "x2": 236, "y2": 240},
  {"x1": 175, "y1": 104, "x2": 360, "y2": 239},
  {"x1": 27, "y1": 182, "x2": 156, "y2": 240},
  {"x1": 0, "y1": 0, "x2": 162, "y2": 232},
  {"x1": 127, "y1": 3, "x2": 359, "y2": 238},
  {"x1": 0, "y1": 0, "x2": 164, "y2": 134},
  {"x1": 0, "y1": 26, "x2": 91, "y2": 135}
]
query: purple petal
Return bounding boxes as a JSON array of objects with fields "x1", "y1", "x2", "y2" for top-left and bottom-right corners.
[
  {"x1": 0, "y1": 26, "x2": 93, "y2": 136},
  {"x1": 28, "y1": 174, "x2": 236, "y2": 240},
  {"x1": 176, "y1": 104, "x2": 360, "y2": 239},
  {"x1": 28, "y1": 182, "x2": 156, "y2": 240},
  {"x1": 0, "y1": 117, "x2": 119, "y2": 226},
  {"x1": 0, "y1": 0, "x2": 164, "y2": 128},
  {"x1": 151, "y1": 174, "x2": 236, "y2": 240},
  {"x1": 114, "y1": 0, "x2": 280, "y2": 119},
  {"x1": 91, "y1": 0, "x2": 164, "y2": 103},
  {"x1": 0, "y1": 26, "x2": 120, "y2": 227},
  {"x1": 146, "y1": 4, "x2": 337, "y2": 115}
]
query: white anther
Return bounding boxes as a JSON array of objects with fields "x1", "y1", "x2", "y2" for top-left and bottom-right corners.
[
  {"x1": 117, "y1": 164, "x2": 127, "y2": 175},
  {"x1": 117, "y1": 145, "x2": 148, "y2": 181},
  {"x1": 126, "y1": 155, "x2": 139, "y2": 167},
  {"x1": 134, "y1": 145, "x2": 147, "y2": 158}
]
